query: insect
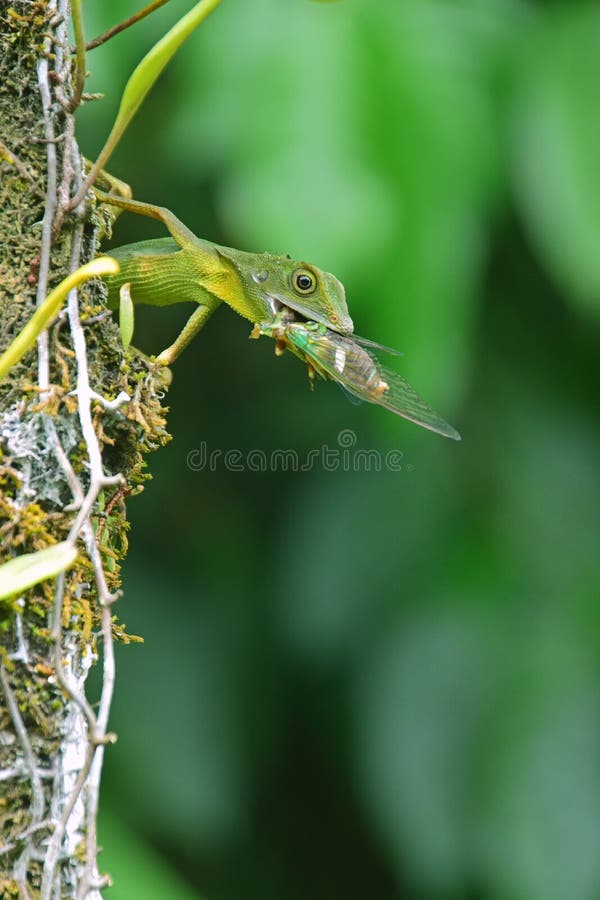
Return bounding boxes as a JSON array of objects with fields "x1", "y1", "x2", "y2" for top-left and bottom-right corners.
[{"x1": 252, "y1": 311, "x2": 461, "y2": 441}]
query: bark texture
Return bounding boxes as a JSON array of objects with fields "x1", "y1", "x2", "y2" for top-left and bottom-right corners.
[{"x1": 0, "y1": 2, "x2": 171, "y2": 895}]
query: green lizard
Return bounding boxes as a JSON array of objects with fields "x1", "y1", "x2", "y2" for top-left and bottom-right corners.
[
  {"x1": 98, "y1": 190, "x2": 353, "y2": 366},
  {"x1": 97, "y1": 191, "x2": 460, "y2": 439}
]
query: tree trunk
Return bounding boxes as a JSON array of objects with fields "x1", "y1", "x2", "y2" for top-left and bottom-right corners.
[{"x1": 0, "y1": 2, "x2": 170, "y2": 895}]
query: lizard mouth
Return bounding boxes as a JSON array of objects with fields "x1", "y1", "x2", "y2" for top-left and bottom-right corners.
[
  {"x1": 264, "y1": 299, "x2": 305, "y2": 327},
  {"x1": 266, "y1": 292, "x2": 353, "y2": 335},
  {"x1": 266, "y1": 294, "x2": 281, "y2": 317},
  {"x1": 266, "y1": 294, "x2": 308, "y2": 325}
]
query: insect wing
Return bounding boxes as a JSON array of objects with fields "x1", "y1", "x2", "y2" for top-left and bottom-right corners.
[
  {"x1": 351, "y1": 334, "x2": 403, "y2": 356},
  {"x1": 369, "y1": 365, "x2": 461, "y2": 440},
  {"x1": 287, "y1": 327, "x2": 461, "y2": 441}
]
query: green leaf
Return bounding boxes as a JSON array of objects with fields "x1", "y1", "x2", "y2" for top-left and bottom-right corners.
[
  {"x1": 119, "y1": 282, "x2": 135, "y2": 350},
  {"x1": 0, "y1": 256, "x2": 118, "y2": 382},
  {"x1": 0, "y1": 542, "x2": 78, "y2": 600}
]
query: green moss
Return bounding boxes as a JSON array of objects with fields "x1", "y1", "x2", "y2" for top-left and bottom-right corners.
[{"x1": 0, "y1": 2, "x2": 172, "y2": 886}]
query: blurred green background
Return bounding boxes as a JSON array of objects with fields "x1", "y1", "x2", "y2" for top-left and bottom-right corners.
[{"x1": 77, "y1": 1, "x2": 600, "y2": 897}]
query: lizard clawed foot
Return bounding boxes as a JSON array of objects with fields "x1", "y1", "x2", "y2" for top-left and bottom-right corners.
[{"x1": 127, "y1": 346, "x2": 173, "y2": 387}]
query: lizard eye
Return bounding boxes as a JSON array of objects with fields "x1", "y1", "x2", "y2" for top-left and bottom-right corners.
[{"x1": 292, "y1": 268, "x2": 317, "y2": 295}]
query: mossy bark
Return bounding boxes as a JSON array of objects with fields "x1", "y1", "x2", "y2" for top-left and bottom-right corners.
[{"x1": 0, "y1": 2, "x2": 171, "y2": 895}]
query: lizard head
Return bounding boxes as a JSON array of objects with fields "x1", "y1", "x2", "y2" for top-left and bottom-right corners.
[{"x1": 217, "y1": 248, "x2": 354, "y2": 335}]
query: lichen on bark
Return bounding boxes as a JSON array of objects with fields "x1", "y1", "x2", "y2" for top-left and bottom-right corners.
[{"x1": 0, "y1": 2, "x2": 171, "y2": 895}]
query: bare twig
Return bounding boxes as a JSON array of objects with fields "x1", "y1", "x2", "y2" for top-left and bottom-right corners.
[
  {"x1": 52, "y1": 114, "x2": 77, "y2": 236},
  {"x1": 77, "y1": 600, "x2": 117, "y2": 898},
  {"x1": 45, "y1": 416, "x2": 84, "y2": 510},
  {"x1": 0, "y1": 820, "x2": 56, "y2": 858},
  {"x1": 67, "y1": 227, "x2": 109, "y2": 484},
  {"x1": 0, "y1": 667, "x2": 44, "y2": 820},
  {"x1": 66, "y1": 225, "x2": 121, "y2": 897},
  {"x1": 35, "y1": 25, "x2": 58, "y2": 395},
  {"x1": 85, "y1": 0, "x2": 170, "y2": 51},
  {"x1": 30, "y1": 7, "x2": 122, "y2": 894},
  {"x1": 39, "y1": 207, "x2": 123, "y2": 896},
  {"x1": 95, "y1": 484, "x2": 131, "y2": 545},
  {"x1": 69, "y1": 0, "x2": 224, "y2": 210},
  {"x1": 0, "y1": 663, "x2": 45, "y2": 886},
  {"x1": 68, "y1": 0, "x2": 86, "y2": 112},
  {"x1": 0, "y1": 138, "x2": 36, "y2": 183},
  {"x1": 41, "y1": 729, "x2": 96, "y2": 900}
]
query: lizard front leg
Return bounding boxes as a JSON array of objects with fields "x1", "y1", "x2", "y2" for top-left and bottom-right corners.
[{"x1": 155, "y1": 296, "x2": 221, "y2": 365}]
